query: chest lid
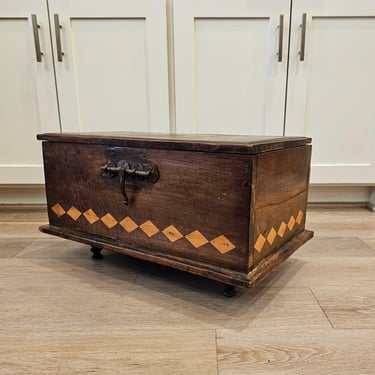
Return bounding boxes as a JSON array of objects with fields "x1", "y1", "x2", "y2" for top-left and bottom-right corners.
[{"x1": 37, "y1": 132, "x2": 311, "y2": 155}]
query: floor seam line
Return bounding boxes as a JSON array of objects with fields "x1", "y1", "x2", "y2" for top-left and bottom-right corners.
[{"x1": 309, "y1": 286, "x2": 335, "y2": 329}]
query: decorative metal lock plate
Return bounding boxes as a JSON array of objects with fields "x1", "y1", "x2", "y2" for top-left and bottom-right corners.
[{"x1": 101, "y1": 159, "x2": 160, "y2": 205}]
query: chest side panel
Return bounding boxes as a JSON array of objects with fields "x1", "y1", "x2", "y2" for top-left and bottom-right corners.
[
  {"x1": 42, "y1": 142, "x2": 251, "y2": 272},
  {"x1": 249, "y1": 145, "x2": 312, "y2": 268}
]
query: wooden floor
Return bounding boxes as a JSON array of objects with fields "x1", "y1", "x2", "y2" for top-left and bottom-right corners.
[{"x1": 1, "y1": 206, "x2": 375, "y2": 374}]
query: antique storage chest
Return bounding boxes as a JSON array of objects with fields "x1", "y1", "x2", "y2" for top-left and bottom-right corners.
[{"x1": 38, "y1": 133, "x2": 313, "y2": 295}]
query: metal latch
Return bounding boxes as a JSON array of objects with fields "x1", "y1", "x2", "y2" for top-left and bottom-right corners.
[{"x1": 101, "y1": 159, "x2": 160, "y2": 205}]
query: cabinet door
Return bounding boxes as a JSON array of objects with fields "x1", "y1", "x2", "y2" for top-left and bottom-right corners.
[
  {"x1": 286, "y1": 0, "x2": 375, "y2": 183},
  {"x1": 173, "y1": 0, "x2": 290, "y2": 135},
  {"x1": 49, "y1": 0, "x2": 170, "y2": 133},
  {"x1": 0, "y1": 0, "x2": 60, "y2": 183}
]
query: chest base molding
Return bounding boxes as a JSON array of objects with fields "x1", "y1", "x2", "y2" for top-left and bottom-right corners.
[{"x1": 40, "y1": 224, "x2": 313, "y2": 288}]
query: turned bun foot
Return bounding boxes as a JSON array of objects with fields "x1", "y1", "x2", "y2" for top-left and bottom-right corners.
[
  {"x1": 223, "y1": 284, "x2": 236, "y2": 297},
  {"x1": 90, "y1": 247, "x2": 103, "y2": 260}
]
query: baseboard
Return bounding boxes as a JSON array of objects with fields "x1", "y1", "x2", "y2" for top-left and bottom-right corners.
[
  {"x1": 308, "y1": 202, "x2": 367, "y2": 209},
  {"x1": 0, "y1": 185, "x2": 46, "y2": 205},
  {"x1": 308, "y1": 185, "x2": 371, "y2": 203}
]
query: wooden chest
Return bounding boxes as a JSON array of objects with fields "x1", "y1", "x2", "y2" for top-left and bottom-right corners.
[{"x1": 37, "y1": 133, "x2": 313, "y2": 295}]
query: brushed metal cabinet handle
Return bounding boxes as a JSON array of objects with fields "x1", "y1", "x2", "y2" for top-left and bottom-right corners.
[
  {"x1": 54, "y1": 14, "x2": 64, "y2": 62},
  {"x1": 31, "y1": 14, "x2": 43, "y2": 62},
  {"x1": 299, "y1": 13, "x2": 307, "y2": 61},
  {"x1": 278, "y1": 14, "x2": 284, "y2": 62}
]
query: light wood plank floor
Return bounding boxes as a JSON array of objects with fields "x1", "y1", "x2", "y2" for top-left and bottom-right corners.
[{"x1": 0, "y1": 206, "x2": 375, "y2": 374}]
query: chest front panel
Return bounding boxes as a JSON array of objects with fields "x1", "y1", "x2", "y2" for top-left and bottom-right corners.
[{"x1": 43, "y1": 142, "x2": 252, "y2": 272}]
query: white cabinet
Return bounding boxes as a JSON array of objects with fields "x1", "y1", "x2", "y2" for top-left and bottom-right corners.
[
  {"x1": 0, "y1": 0, "x2": 60, "y2": 183},
  {"x1": 174, "y1": 0, "x2": 375, "y2": 183},
  {"x1": 285, "y1": 0, "x2": 375, "y2": 183},
  {"x1": 173, "y1": 0, "x2": 290, "y2": 135},
  {"x1": 0, "y1": 0, "x2": 170, "y2": 184},
  {"x1": 1, "y1": 0, "x2": 374, "y2": 187},
  {"x1": 49, "y1": 0, "x2": 170, "y2": 133}
]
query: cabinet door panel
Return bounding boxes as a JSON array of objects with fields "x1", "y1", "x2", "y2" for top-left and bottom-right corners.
[
  {"x1": 286, "y1": 0, "x2": 375, "y2": 183},
  {"x1": 174, "y1": 0, "x2": 290, "y2": 136},
  {"x1": 49, "y1": 0, "x2": 169, "y2": 133},
  {"x1": 0, "y1": 0, "x2": 59, "y2": 183}
]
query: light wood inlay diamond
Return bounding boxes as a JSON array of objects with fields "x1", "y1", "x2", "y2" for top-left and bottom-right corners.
[
  {"x1": 120, "y1": 216, "x2": 138, "y2": 233},
  {"x1": 67, "y1": 206, "x2": 81, "y2": 221},
  {"x1": 254, "y1": 234, "x2": 266, "y2": 253},
  {"x1": 101, "y1": 213, "x2": 118, "y2": 229},
  {"x1": 140, "y1": 220, "x2": 159, "y2": 237},
  {"x1": 185, "y1": 230, "x2": 208, "y2": 248},
  {"x1": 49, "y1": 203, "x2": 239, "y2": 257},
  {"x1": 162, "y1": 225, "x2": 183, "y2": 243},
  {"x1": 51, "y1": 203, "x2": 65, "y2": 218},
  {"x1": 83, "y1": 209, "x2": 99, "y2": 224},
  {"x1": 210, "y1": 235, "x2": 235, "y2": 254},
  {"x1": 296, "y1": 210, "x2": 304, "y2": 224},
  {"x1": 267, "y1": 227, "x2": 277, "y2": 245},
  {"x1": 288, "y1": 215, "x2": 296, "y2": 231},
  {"x1": 278, "y1": 221, "x2": 287, "y2": 238}
]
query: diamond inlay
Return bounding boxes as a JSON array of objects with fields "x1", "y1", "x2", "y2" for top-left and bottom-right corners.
[
  {"x1": 288, "y1": 215, "x2": 296, "y2": 231},
  {"x1": 67, "y1": 206, "x2": 81, "y2": 221},
  {"x1": 267, "y1": 227, "x2": 277, "y2": 245},
  {"x1": 83, "y1": 209, "x2": 99, "y2": 224},
  {"x1": 140, "y1": 220, "x2": 159, "y2": 237},
  {"x1": 278, "y1": 221, "x2": 287, "y2": 238},
  {"x1": 296, "y1": 210, "x2": 304, "y2": 224},
  {"x1": 101, "y1": 213, "x2": 118, "y2": 229},
  {"x1": 50, "y1": 201, "x2": 305, "y2": 258},
  {"x1": 162, "y1": 225, "x2": 183, "y2": 243},
  {"x1": 49, "y1": 202, "x2": 239, "y2": 256},
  {"x1": 210, "y1": 235, "x2": 236, "y2": 254},
  {"x1": 120, "y1": 216, "x2": 138, "y2": 233},
  {"x1": 254, "y1": 210, "x2": 306, "y2": 253},
  {"x1": 51, "y1": 203, "x2": 65, "y2": 218},
  {"x1": 254, "y1": 234, "x2": 266, "y2": 252},
  {"x1": 185, "y1": 230, "x2": 208, "y2": 248}
]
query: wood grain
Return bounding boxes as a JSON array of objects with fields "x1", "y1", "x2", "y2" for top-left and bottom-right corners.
[
  {"x1": 0, "y1": 329, "x2": 218, "y2": 375},
  {"x1": 217, "y1": 329, "x2": 375, "y2": 375},
  {"x1": 250, "y1": 145, "x2": 312, "y2": 266},
  {"x1": 40, "y1": 134, "x2": 312, "y2": 288},
  {"x1": 364, "y1": 239, "x2": 375, "y2": 250},
  {"x1": 296, "y1": 236, "x2": 375, "y2": 257},
  {"x1": 306, "y1": 208, "x2": 375, "y2": 238},
  {"x1": 310, "y1": 285, "x2": 375, "y2": 329},
  {"x1": 1, "y1": 207, "x2": 375, "y2": 374},
  {"x1": 37, "y1": 132, "x2": 311, "y2": 155},
  {"x1": 0, "y1": 238, "x2": 35, "y2": 258},
  {"x1": 0, "y1": 223, "x2": 49, "y2": 239},
  {"x1": 42, "y1": 142, "x2": 252, "y2": 272},
  {"x1": 258, "y1": 255, "x2": 375, "y2": 289}
]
